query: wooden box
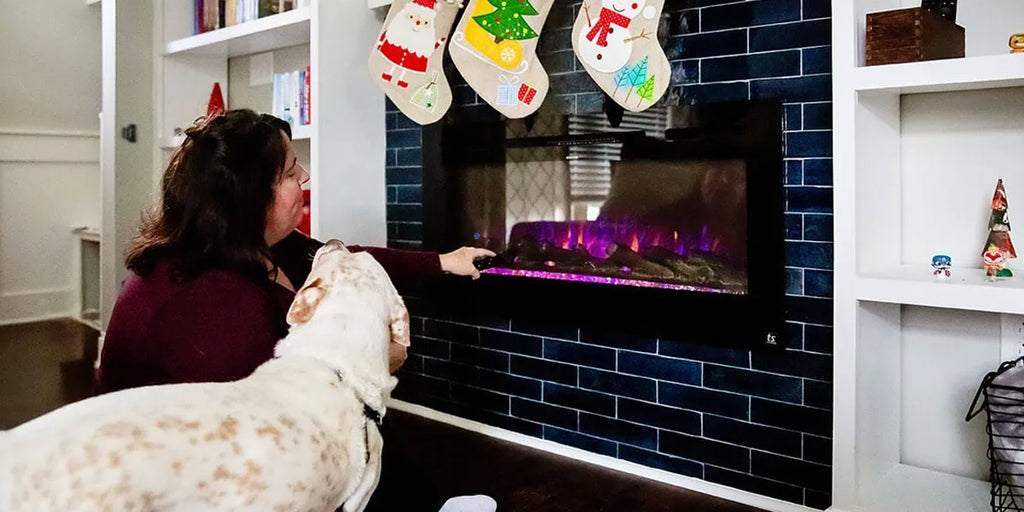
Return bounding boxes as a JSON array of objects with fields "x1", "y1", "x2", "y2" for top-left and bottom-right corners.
[{"x1": 866, "y1": 7, "x2": 965, "y2": 66}]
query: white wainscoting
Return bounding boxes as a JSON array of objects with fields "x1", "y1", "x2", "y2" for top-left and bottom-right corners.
[{"x1": 0, "y1": 130, "x2": 100, "y2": 325}]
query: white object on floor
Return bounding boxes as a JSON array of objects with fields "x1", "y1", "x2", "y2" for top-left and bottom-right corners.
[{"x1": 438, "y1": 494, "x2": 498, "y2": 512}]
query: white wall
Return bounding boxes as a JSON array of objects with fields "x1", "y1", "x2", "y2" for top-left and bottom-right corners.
[
  {"x1": 0, "y1": 0, "x2": 102, "y2": 132},
  {"x1": 0, "y1": 0, "x2": 102, "y2": 324},
  {"x1": 900, "y1": 87, "x2": 1024, "y2": 269}
]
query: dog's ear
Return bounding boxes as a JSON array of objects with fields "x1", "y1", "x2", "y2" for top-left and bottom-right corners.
[
  {"x1": 286, "y1": 277, "x2": 328, "y2": 326},
  {"x1": 389, "y1": 294, "x2": 411, "y2": 349}
]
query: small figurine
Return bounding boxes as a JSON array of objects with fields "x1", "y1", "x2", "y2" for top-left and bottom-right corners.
[
  {"x1": 984, "y1": 244, "x2": 1013, "y2": 279},
  {"x1": 1010, "y1": 33, "x2": 1024, "y2": 54},
  {"x1": 932, "y1": 254, "x2": 952, "y2": 278}
]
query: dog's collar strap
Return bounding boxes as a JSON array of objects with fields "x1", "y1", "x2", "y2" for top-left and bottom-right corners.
[
  {"x1": 334, "y1": 369, "x2": 384, "y2": 427},
  {"x1": 363, "y1": 405, "x2": 383, "y2": 426}
]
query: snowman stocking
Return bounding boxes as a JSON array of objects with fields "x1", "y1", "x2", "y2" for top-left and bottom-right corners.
[
  {"x1": 572, "y1": 0, "x2": 669, "y2": 112},
  {"x1": 449, "y1": 0, "x2": 555, "y2": 119},
  {"x1": 370, "y1": 0, "x2": 462, "y2": 125}
]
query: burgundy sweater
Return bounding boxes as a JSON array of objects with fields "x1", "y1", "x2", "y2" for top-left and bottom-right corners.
[{"x1": 95, "y1": 232, "x2": 440, "y2": 394}]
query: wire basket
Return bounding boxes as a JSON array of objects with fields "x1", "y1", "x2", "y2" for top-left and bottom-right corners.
[{"x1": 968, "y1": 358, "x2": 1024, "y2": 511}]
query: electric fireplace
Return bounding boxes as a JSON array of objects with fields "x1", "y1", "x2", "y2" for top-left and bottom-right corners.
[{"x1": 422, "y1": 100, "x2": 785, "y2": 348}]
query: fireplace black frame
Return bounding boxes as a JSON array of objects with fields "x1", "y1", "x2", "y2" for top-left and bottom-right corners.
[{"x1": 420, "y1": 100, "x2": 786, "y2": 349}]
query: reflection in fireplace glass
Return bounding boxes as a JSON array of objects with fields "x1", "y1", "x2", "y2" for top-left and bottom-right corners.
[{"x1": 453, "y1": 114, "x2": 748, "y2": 295}]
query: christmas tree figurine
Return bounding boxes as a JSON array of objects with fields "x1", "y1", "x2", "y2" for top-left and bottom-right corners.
[{"x1": 983, "y1": 178, "x2": 1017, "y2": 278}]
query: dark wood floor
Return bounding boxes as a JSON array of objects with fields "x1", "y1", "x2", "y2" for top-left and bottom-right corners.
[{"x1": 0, "y1": 319, "x2": 764, "y2": 512}]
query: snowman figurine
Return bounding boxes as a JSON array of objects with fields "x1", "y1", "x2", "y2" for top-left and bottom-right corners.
[{"x1": 576, "y1": 0, "x2": 657, "y2": 73}]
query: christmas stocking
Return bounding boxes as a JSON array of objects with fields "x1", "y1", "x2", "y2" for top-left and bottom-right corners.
[
  {"x1": 370, "y1": 0, "x2": 462, "y2": 125},
  {"x1": 572, "y1": 0, "x2": 669, "y2": 112},
  {"x1": 449, "y1": 0, "x2": 555, "y2": 119}
]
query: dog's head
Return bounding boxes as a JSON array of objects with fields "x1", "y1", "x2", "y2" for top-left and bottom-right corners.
[{"x1": 280, "y1": 240, "x2": 410, "y2": 374}]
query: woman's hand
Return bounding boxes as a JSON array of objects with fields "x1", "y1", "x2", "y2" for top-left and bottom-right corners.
[
  {"x1": 389, "y1": 341, "x2": 408, "y2": 374},
  {"x1": 439, "y1": 247, "x2": 497, "y2": 280}
]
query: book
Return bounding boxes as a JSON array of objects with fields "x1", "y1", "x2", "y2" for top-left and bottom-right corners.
[{"x1": 304, "y1": 65, "x2": 311, "y2": 126}]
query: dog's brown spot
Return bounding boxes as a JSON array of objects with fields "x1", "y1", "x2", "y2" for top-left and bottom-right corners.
[
  {"x1": 172, "y1": 460, "x2": 183, "y2": 476},
  {"x1": 97, "y1": 422, "x2": 144, "y2": 439},
  {"x1": 278, "y1": 415, "x2": 297, "y2": 429},
  {"x1": 257, "y1": 423, "x2": 285, "y2": 449},
  {"x1": 108, "y1": 452, "x2": 121, "y2": 467},
  {"x1": 204, "y1": 416, "x2": 239, "y2": 442},
  {"x1": 84, "y1": 443, "x2": 100, "y2": 464},
  {"x1": 197, "y1": 481, "x2": 208, "y2": 489},
  {"x1": 288, "y1": 482, "x2": 308, "y2": 493},
  {"x1": 156, "y1": 417, "x2": 200, "y2": 433},
  {"x1": 141, "y1": 492, "x2": 164, "y2": 509},
  {"x1": 214, "y1": 466, "x2": 234, "y2": 481}
]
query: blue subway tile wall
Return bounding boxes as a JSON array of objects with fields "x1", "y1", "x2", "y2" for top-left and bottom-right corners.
[{"x1": 384, "y1": 1, "x2": 833, "y2": 508}]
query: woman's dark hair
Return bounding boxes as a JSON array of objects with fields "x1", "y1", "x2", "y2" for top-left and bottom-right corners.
[{"x1": 126, "y1": 109, "x2": 293, "y2": 282}]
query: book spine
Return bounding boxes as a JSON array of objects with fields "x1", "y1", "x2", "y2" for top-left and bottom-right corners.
[
  {"x1": 298, "y1": 68, "x2": 306, "y2": 126},
  {"x1": 304, "y1": 65, "x2": 311, "y2": 126},
  {"x1": 272, "y1": 73, "x2": 281, "y2": 119},
  {"x1": 194, "y1": 0, "x2": 202, "y2": 33},
  {"x1": 290, "y1": 71, "x2": 301, "y2": 128}
]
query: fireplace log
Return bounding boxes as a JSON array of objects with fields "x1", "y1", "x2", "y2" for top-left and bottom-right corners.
[
  {"x1": 643, "y1": 246, "x2": 746, "y2": 289},
  {"x1": 607, "y1": 243, "x2": 676, "y2": 279}
]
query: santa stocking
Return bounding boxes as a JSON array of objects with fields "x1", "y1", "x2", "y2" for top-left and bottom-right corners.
[
  {"x1": 370, "y1": 0, "x2": 462, "y2": 125},
  {"x1": 572, "y1": 0, "x2": 669, "y2": 112},
  {"x1": 449, "y1": 0, "x2": 555, "y2": 119}
]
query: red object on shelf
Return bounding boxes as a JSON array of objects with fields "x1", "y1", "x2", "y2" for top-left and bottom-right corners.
[
  {"x1": 207, "y1": 82, "x2": 225, "y2": 117},
  {"x1": 298, "y1": 189, "x2": 311, "y2": 235}
]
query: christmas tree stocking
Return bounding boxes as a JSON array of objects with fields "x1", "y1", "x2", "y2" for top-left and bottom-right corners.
[
  {"x1": 370, "y1": 0, "x2": 462, "y2": 125},
  {"x1": 572, "y1": 0, "x2": 669, "y2": 112},
  {"x1": 449, "y1": 0, "x2": 556, "y2": 119}
]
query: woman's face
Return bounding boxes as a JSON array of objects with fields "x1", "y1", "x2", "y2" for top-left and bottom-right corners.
[{"x1": 265, "y1": 131, "x2": 309, "y2": 246}]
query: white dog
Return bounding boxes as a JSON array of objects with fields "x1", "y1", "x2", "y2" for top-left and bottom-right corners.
[{"x1": 0, "y1": 240, "x2": 410, "y2": 512}]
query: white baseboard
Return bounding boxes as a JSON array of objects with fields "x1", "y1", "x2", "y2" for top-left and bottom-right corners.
[
  {"x1": 388, "y1": 399, "x2": 822, "y2": 512},
  {"x1": 0, "y1": 288, "x2": 75, "y2": 326}
]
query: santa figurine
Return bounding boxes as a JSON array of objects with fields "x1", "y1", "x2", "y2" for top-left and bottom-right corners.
[
  {"x1": 376, "y1": 0, "x2": 447, "y2": 89},
  {"x1": 984, "y1": 244, "x2": 1007, "y2": 278}
]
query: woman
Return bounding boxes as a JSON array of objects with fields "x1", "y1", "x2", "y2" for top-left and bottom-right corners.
[
  {"x1": 96, "y1": 109, "x2": 495, "y2": 511},
  {"x1": 97, "y1": 109, "x2": 490, "y2": 392}
]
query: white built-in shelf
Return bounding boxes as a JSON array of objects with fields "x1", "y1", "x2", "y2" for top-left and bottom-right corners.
[
  {"x1": 160, "y1": 135, "x2": 185, "y2": 149},
  {"x1": 164, "y1": 7, "x2": 311, "y2": 58},
  {"x1": 854, "y1": 54, "x2": 1024, "y2": 95},
  {"x1": 160, "y1": 124, "x2": 309, "y2": 149},
  {"x1": 86, "y1": 0, "x2": 100, "y2": 5},
  {"x1": 859, "y1": 465, "x2": 989, "y2": 512},
  {"x1": 291, "y1": 124, "x2": 312, "y2": 140},
  {"x1": 857, "y1": 265, "x2": 1024, "y2": 314},
  {"x1": 367, "y1": 0, "x2": 391, "y2": 8}
]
